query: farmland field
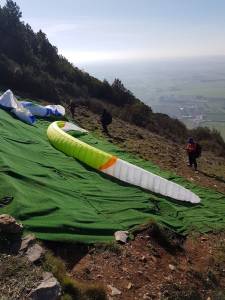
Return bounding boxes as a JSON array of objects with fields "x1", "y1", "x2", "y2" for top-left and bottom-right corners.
[{"x1": 80, "y1": 56, "x2": 225, "y2": 140}]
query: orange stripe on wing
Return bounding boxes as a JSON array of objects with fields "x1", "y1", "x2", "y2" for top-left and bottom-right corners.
[{"x1": 99, "y1": 156, "x2": 117, "y2": 170}]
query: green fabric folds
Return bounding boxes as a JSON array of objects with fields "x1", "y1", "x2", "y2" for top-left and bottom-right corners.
[{"x1": 0, "y1": 109, "x2": 224, "y2": 243}]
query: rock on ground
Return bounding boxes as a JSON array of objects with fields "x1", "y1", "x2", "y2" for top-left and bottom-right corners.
[
  {"x1": 28, "y1": 272, "x2": 61, "y2": 300},
  {"x1": 20, "y1": 234, "x2": 36, "y2": 253},
  {"x1": 26, "y1": 244, "x2": 45, "y2": 263},
  {"x1": 107, "y1": 284, "x2": 122, "y2": 296},
  {"x1": 0, "y1": 214, "x2": 23, "y2": 234}
]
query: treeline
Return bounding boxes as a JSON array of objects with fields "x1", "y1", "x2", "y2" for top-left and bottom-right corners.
[
  {"x1": 0, "y1": 1, "x2": 224, "y2": 156},
  {"x1": 0, "y1": 1, "x2": 140, "y2": 107}
]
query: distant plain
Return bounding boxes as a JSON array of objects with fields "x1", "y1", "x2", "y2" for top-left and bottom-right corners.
[{"x1": 80, "y1": 56, "x2": 225, "y2": 140}]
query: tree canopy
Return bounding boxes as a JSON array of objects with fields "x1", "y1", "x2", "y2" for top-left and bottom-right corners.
[{"x1": 0, "y1": 0, "x2": 141, "y2": 107}]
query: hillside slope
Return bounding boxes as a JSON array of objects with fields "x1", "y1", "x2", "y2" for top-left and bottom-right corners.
[
  {"x1": 0, "y1": 106, "x2": 225, "y2": 244},
  {"x1": 74, "y1": 106, "x2": 225, "y2": 194}
]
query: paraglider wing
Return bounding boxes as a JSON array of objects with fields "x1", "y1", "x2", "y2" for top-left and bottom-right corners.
[{"x1": 47, "y1": 121, "x2": 201, "y2": 204}]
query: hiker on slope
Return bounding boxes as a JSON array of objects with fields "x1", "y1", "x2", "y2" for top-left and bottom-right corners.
[
  {"x1": 100, "y1": 109, "x2": 112, "y2": 135},
  {"x1": 186, "y1": 137, "x2": 201, "y2": 172}
]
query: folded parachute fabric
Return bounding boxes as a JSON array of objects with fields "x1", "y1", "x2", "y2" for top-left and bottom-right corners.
[
  {"x1": 20, "y1": 101, "x2": 65, "y2": 117},
  {"x1": 0, "y1": 89, "x2": 19, "y2": 109},
  {"x1": 0, "y1": 90, "x2": 35, "y2": 124},
  {"x1": 0, "y1": 90, "x2": 65, "y2": 125},
  {"x1": 12, "y1": 107, "x2": 36, "y2": 125},
  {"x1": 47, "y1": 121, "x2": 201, "y2": 204}
]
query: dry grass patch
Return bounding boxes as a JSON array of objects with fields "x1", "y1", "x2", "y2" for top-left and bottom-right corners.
[
  {"x1": 0, "y1": 253, "x2": 42, "y2": 299},
  {"x1": 44, "y1": 251, "x2": 107, "y2": 300}
]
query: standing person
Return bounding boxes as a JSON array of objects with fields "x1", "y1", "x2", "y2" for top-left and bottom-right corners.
[
  {"x1": 100, "y1": 109, "x2": 112, "y2": 134},
  {"x1": 186, "y1": 137, "x2": 199, "y2": 171}
]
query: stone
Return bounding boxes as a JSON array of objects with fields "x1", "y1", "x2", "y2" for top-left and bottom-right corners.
[
  {"x1": 127, "y1": 282, "x2": 133, "y2": 289},
  {"x1": 107, "y1": 285, "x2": 122, "y2": 296},
  {"x1": 20, "y1": 234, "x2": 36, "y2": 252},
  {"x1": 114, "y1": 230, "x2": 129, "y2": 243},
  {"x1": 28, "y1": 273, "x2": 61, "y2": 300},
  {"x1": 0, "y1": 214, "x2": 23, "y2": 234},
  {"x1": 26, "y1": 243, "x2": 45, "y2": 263},
  {"x1": 168, "y1": 264, "x2": 176, "y2": 271}
]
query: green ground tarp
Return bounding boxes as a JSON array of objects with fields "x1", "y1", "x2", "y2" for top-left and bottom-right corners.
[{"x1": 0, "y1": 109, "x2": 225, "y2": 243}]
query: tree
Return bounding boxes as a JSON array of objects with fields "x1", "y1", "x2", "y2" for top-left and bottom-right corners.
[
  {"x1": 112, "y1": 78, "x2": 130, "y2": 94},
  {"x1": 2, "y1": 0, "x2": 22, "y2": 20}
]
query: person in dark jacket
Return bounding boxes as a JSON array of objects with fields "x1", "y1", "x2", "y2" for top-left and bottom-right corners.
[
  {"x1": 100, "y1": 109, "x2": 112, "y2": 134},
  {"x1": 186, "y1": 137, "x2": 198, "y2": 171}
]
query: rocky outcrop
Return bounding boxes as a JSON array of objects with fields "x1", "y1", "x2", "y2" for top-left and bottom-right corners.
[
  {"x1": 18, "y1": 234, "x2": 45, "y2": 263},
  {"x1": 26, "y1": 243, "x2": 45, "y2": 263},
  {"x1": 0, "y1": 214, "x2": 23, "y2": 234},
  {"x1": 20, "y1": 234, "x2": 36, "y2": 252},
  {"x1": 28, "y1": 272, "x2": 61, "y2": 300},
  {"x1": 114, "y1": 230, "x2": 129, "y2": 243},
  {"x1": 107, "y1": 285, "x2": 122, "y2": 296},
  {"x1": 0, "y1": 215, "x2": 61, "y2": 299}
]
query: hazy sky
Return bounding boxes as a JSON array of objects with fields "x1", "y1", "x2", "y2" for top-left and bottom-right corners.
[{"x1": 1, "y1": 0, "x2": 225, "y2": 65}]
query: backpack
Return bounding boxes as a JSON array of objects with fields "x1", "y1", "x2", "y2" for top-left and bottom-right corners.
[{"x1": 195, "y1": 143, "x2": 202, "y2": 158}]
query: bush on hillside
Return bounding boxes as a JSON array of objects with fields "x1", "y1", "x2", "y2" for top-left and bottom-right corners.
[{"x1": 190, "y1": 127, "x2": 225, "y2": 156}]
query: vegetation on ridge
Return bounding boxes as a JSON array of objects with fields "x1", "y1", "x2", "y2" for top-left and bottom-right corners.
[{"x1": 0, "y1": 0, "x2": 225, "y2": 156}]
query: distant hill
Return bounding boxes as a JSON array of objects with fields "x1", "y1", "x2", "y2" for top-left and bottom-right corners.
[{"x1": 0, "y1": 0, "x2": 225, "y2": 156}]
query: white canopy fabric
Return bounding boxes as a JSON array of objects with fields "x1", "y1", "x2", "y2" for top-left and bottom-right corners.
[
  {"x1": 0, "y1": 89, "x2": 21, "y2": 109},
  {"x1": 0, "y1": 90, "x2": 65, "y2": 125}
]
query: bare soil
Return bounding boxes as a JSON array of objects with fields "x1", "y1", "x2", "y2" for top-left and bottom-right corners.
[{"x1": 47, "y1": 229, "x2": 225, "y2": 300}]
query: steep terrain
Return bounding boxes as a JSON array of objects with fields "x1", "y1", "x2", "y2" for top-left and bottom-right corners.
[
  {"x1": 0, "y1": 101, "x2": 224, "y2": 299},
  {"x1": 73, "y1": 106, "x2": 225, "y2": 194},
  {"x1": 51, "y1": 106, "x2": 225, "y2": 300},
  {"x1": 0, "y1": 2, "x2": 225, "y2": 298}
]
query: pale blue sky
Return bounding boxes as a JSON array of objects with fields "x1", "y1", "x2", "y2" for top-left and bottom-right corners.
[{"x1": 1, "y1": 0, "x2": 225, "y2": 65}]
